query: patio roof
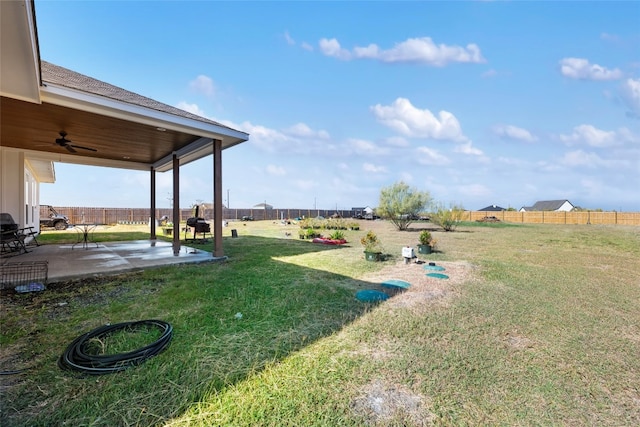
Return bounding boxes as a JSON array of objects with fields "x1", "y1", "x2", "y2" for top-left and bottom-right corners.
[{"x1": 1, "y1": 1, "x2": 249, "y2": 174}]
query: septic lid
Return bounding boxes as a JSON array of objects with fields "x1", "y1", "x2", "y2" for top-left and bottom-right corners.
[
  {"x1": 381, "y1": 279, "x2": 411, "y2": 289},
  {"x1": 424, "y1": 265, "x2": 445, "y2": 271},
  {"x1": 426, "y1": 273, "x2": 449, "y2": 279},
  {"x1": 356, "y1": 289, "x2": 389, "y2": 302}
]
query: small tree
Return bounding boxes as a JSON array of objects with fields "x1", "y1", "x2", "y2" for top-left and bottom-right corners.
[
  {"x1": 377, "y1": 181, "x2": 431, "y2": 231},
  {"x1": 431, "y1": 203, "x2": 465, "y2": 232}
]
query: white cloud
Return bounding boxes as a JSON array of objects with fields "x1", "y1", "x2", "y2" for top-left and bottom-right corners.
[
  {"x1": 234, "y1": 121, "x2": 291, "y2": 153},
  {"x1": 371, "y1": 97, "x2": 468, "y2": 142},
  {"x1": 301, "y1": 42, "x2": 314, "y2": 51},
  {"x1": 482, "y1": 69, "x2": 498, "y2": 78},
  {"x1": 188, "y1": 75, "x2": 216, "y2": 97},
  {"x1": 362, "y1": 163, "x2": 387, "y2": 173},
  {"x1": 560, "y1": 150, "x2": 607, "y2": 168},
  {"x1": 266, "y1": 164, "x2": 286, "y2": 176},
  {"x1": 347, "y1": 138, "x2": 389, "y2": 156},
  {"x1": 320, "y1": 36, "x2": 484, "y2": 66},
  {"x1": 620, "y1": 77, "x2": 640, "y2": 118},
  {"x1": 493, "y1": 124, "x2": 537, "y2": 142},
  {"x1": 284, "y1": 31, "x2": 295, "y2": 45},
  {"x1": 600, "y1": 32, "x2": 620, "y2": 42},
  {"x1": 558, "y1": 124, "x2": 638, "y2": 147},
  {"x1": 176, "y1": 101, "x2": 208, "y2": 117},
  {"x1": 454, "y1": 141, "x2": 484, "y2": 156},
  {"x1": 284, "y1": 123, "x2": 330, "y2": 139},
  {"x1": 318, "y1": 38, "x2": 351, "y2": 60},
  {"x1": 222, "y1": 120, "x2": 337, "y2": 154},
  {"x1": 399, "y1": 171, "x2": 413, "y2": 183},
  {"x1": 416, "y1": 146, "x2": 449, "y2": 165},
  {"x1": 559, "y1": 57, "x2": 623, "y2": 81},
  {"x1": 384, "y1": 136, "x2": 410, "y2": 147}
]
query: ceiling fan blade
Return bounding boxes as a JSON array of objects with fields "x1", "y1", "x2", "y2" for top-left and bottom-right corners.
[
  {"x1": 70, "y1": 144, "x2": 97, "y2": 152},
  {"x1": 65, "y1": 145, "x2": 77, "y2": 153}
]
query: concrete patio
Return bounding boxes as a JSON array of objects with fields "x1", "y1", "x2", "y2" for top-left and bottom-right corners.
[{"x1": 0, "y1": 240, "x2": 221, "y2": 284}]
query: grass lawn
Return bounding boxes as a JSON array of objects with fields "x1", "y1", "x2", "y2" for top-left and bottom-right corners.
[{"x1": 1, "y1": 220, "x2": 639, "y2": 426}]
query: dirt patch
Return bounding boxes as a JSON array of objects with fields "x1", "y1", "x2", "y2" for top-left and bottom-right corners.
[
  {"x1": 503, "y1": 331, "x2": 535, "y2": 350},
  {"x1": 359, "y1": 259, "x2": 478, "y2": 311},
  {"x1": 351, "y1": 379, "x2": 434, "y2": 426}
]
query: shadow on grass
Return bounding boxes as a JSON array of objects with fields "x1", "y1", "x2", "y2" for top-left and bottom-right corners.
[{"x1": 1, "y1": 235, "x2": 403, "y2": 426}]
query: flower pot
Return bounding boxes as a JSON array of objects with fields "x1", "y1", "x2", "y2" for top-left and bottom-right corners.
[
  {"x1": 417, "y1": 244, "x2": 432, "y2": 254},
  {"x1": 364, "y1": 251, "x2": 381, "y2": 262}
]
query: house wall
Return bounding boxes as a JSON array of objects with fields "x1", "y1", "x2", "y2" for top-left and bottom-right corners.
[
  {"x1": 557, "y1": 201, "x2": 574, "y2": 212},
  {"x1": 0, "y1": 148, "x2": 40, "y2": 232},
  {"x1": 0, "y1": 149, "x2": 23, "y2": 222}
]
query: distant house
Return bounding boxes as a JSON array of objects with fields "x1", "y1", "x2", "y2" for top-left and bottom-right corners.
[
  {"x1": 519, "y1": 200, "x2": 574, "y2": 212},
  {"x1": 352, "y1": 206, "x2": 374, "y2": 215},
  {"x1": 253, "y1": 203, "x2": 273, "y2": 209},
  {"x1": 478, "y1": 204, "x2": 506, "y2": 212}
]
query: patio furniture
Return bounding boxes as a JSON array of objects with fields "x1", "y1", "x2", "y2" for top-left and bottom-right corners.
[
  {"x1": 72, "y1": 224, "x2": 99, "y2": 249},
  {"x1": 0, "y1": 213, "x2": 29, "y2": 256}
]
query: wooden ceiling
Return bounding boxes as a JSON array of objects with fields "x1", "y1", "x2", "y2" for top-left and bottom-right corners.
[{"x1": 1, "y1": 96, "x2": 201, "y2": 168}]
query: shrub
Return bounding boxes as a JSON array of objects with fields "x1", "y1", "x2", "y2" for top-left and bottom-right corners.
[
  {"x1": 330, "y1": 230, "x2": 345, "y2": 240},
  {"x1": 360, "y1": 230, "x2": 381, "y2": 252},
  {"x1": 431, "y1": 203, "x2": 465, "y2": 231},
  {"x1": 418, "y1": 230, "x2": 432, "y2": 246}
]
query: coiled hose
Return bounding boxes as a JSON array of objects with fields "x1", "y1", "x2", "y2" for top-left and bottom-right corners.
[{"x1": 59, "y1": 320, "x2": 173, "y2": 375}]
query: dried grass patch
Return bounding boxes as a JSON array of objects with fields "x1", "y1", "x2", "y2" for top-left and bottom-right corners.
[
  {"x1": 351, "y1": 379, "x2": 434, "y2": 426},
  {"x1": 358, "y1": 259, "x2": 479, "y2": 312}
]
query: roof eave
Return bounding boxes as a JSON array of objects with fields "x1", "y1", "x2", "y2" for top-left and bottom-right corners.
[
  {"x1": 0, "y1": 0, "x2": 41, "y2": 103},
  {"x1": 40, "y1": 83, "x2": 249, "y2": 144}
]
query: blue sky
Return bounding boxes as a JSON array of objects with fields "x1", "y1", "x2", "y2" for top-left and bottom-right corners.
[{"x1": 36, "y1": 1, "x2": 640, "y2": 211}]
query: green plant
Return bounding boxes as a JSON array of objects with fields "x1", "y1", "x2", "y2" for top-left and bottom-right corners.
[
  {"x1": 418, "y1": 230, "x2": 432, "y2": 246},
  {"x1": 360, "y1": 230, "x2": 380, "y2": 252},
  {"x1": 305, "y1": 228, "x2": 318, "y2": 239},
  {"x1": 431, "y1": 203, "x2": 465, "y2": 231},
  {"x1": 329, "y1": 230, "x2": 345, "y2": 240},
  {"x1": 377, "y1": 181, "x2": 432, "y2": 231}
]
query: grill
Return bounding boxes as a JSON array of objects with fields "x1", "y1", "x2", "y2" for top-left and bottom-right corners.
[
  {"x1": 185, "y1": 217, "x2": 211, "y2": 241},
  {"x1": 0, "y1": 213, "x2": 19, "y2": 233}
]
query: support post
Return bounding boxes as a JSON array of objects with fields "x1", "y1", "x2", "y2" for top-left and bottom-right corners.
[
  {"x1": 150, "y1": 167, "x2": 157, "y2": 240},
  {"x1": 213, "y1": 139, "x2": 223, "y2": 257},
  {"x1": 172, "y1": 153, "x2": 180, "y2": 255}
]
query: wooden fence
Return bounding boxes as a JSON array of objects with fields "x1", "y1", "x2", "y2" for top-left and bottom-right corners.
[
  {"x1": 43, "y1": 206, "x2": 640, "y2": 226},
  {"x1": 468, "y1": 210, "x2": 640, "y2": 226},
  {"x1": 42, "y1": 207, "x2": 360, "y2": 225}
]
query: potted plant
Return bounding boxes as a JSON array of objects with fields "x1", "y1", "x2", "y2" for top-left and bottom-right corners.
[
  {"x1": 417, "y1": 230, "x2": 434, "y2": 254},
  {"x1": 360, "y1": 230, "x2": 382, "y2": 261}
]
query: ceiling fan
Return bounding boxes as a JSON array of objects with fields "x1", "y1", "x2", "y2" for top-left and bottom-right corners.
[{"x1": 55, "y1": 131, "x2": 97, "y2": 153}]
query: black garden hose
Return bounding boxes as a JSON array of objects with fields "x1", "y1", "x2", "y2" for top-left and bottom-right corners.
[{"x1": 59, "y1": 320, "x2": 173, "y2": 375}]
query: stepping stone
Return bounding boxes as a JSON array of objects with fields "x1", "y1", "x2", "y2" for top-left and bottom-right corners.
[
  {"x1": 381, "y1": 279, "x2": 411, "y2": 289},
  {"x1": 426, "y1": 272, "x2": 449, "y2": 279},
  {"x1": 424, "y1": 264, "x2": 445, "y2": 271},
  {"x1": 356, "y1": 289, "x2": 389, "y2": 302}
]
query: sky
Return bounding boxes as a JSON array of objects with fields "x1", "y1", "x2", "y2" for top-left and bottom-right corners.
[{"x1": 35, "y1": 1, "x2": 640, "y2": 212}]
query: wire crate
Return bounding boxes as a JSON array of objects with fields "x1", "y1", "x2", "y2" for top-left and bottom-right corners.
[{"x1": 0, "y1": 260, "x2": 48, "y2": 291}]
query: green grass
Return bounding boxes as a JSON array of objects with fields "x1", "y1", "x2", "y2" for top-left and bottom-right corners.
[{"x1": 1, "y1": 221, "x2": 639, "y2": 426}]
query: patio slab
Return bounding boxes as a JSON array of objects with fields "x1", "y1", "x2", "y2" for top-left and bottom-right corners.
[{"x1": 0, "y1": 240, "x2": 221, "y2": 283}]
